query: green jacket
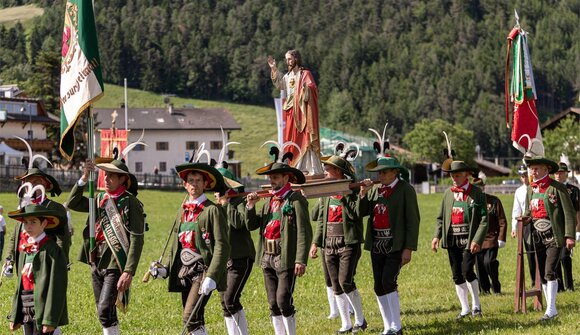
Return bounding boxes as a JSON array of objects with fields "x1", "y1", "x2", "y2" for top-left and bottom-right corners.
[
  {"x1": 360, "y1": 180, "x2": 421, "y2": 252},
  {"x1": 312, "y1": 193, "x2": 364, "y2": 247},
  {"x1": 8, "y1": 198, "x2": 71, "y2": 265},
  {"x1": 524, "y1": 179, "x2": 576, "y2": 247},
  {"x1": 11, "y1": 238, "x2": 68, "y2": 329},
  {"x1": 167, "y1": 199, "x2": 230, "y2": 292},
  {"x1": 67, "y1": 182, "x2": 145, "y2": 275},
  {"x1": 222, "y1": 196, "x2": 256, "y2": 261},
  {"x1": 246, "y1": 190, "x2": 312, "y2": 269},
  {"x1": 434, "y1": 184, "x2": 488, "y2": 249}
]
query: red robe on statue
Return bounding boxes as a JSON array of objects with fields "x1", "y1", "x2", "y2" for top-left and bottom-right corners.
[{"x1": 273, "y1": 68, "x2": 320, "y2": 167}]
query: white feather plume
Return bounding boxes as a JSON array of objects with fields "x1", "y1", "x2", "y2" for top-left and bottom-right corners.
[{"x1": 14, "y1": 136, "x2": 51, "y2": 169}]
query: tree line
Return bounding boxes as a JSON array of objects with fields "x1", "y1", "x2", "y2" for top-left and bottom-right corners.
[{"x1": 0, "y1": 0, "x2": 578, "y2": 162}]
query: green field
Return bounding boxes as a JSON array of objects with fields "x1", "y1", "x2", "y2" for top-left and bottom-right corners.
[
  {"x1": 0, "y1": 190, "x2": 579, "y2": 334},
  {"x1": 93, "y1": 85, "x2": 277, "y2": 177},
  {"x1": 0, "y1": 5, "x2": 43, "y2": 28}
]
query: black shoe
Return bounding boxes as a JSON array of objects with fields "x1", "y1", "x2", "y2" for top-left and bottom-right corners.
[
  {"x1": 565, "y1": 287, "x2": 574, "y2": 292},
  {"x1": 472, "y1": 308, "x2": 482, "y2": 317},
  {"x1": 385, "y1": 329, "x2": 403, "y2": 335},
  {"x1": 455, "y1": 312, "x2": 470, "y2": 321},
  {"x1": 352, "y1": 319, "x2": 367, "y2": 333},
  {"x1": 540, "y1": 314, "x2": 558, "y2": 322},
  {"x1": 336, "y1": 327, "x2": 352, "y2": 334}
]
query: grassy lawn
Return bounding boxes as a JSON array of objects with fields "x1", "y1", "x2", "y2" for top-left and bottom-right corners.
[
  {"x1": 0, "y1": 4, "x2": 44, "y2": 28},
  {"x1": 93, "y1": 85, "x2": 277, "y2": 177},
  {"x1": 0, "y1": 190, "x2": 579, "y2": 334}
]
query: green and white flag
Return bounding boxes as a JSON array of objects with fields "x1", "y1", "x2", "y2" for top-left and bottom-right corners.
[{"x1": 59, "y1": 0, "x2": 104, "y2": 160}]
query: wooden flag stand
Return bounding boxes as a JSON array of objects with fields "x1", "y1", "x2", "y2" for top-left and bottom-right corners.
[{"x1": 514, "y1": 220, "x2": 543, "y2": 313}]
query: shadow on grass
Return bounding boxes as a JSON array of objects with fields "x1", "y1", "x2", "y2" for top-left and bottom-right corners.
[
  {"x1": 403, "y1": 305, "x2": 457, "y2": 316},
  {"x1": 405, "y1": 315, "x2": 545, "y2": 335}
]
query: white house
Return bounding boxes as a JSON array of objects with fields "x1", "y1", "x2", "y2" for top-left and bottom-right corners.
[
  {"x1": 94, "y1": 105, "x2": 242, "y2": 176},
  {"x1": 0, "y1": 86, "x2": 59, "y2": 165}
]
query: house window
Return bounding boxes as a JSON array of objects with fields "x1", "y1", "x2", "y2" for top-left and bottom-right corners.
[
  {"x1": 135, "y1": 162, "x2": 143, "y2": 173},
  {"x1": 186, "y1": 141, "x2": 198, "y2": 150},
  {"x1": 133, "y1": 144, "x2": 145, "y2": 151},
  {"x1": 210, "y1": 141, "x2": 222, "y2": 150},
  {"x1": 156, "y1": 142, "x2": 169, "y2": 151},
  {"x1": 159, "y1": 162, "x2": 167, "y2": 172}
]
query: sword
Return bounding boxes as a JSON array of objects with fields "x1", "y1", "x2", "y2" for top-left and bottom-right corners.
[{"x1": 143, "y1": 195, "x2": 188, "y2": 283}]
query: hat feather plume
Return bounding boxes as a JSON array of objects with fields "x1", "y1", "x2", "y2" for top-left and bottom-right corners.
[
  {"x1": 518, "y1": 134, "x2": 544, "y2": 158},
  {"x1": 334, "y1": 141, "x2": 360, "y2": 162},
  {"x1": 216, "y1": 126, "x2": 239, "y2": 168},
  {"x1": 121, "y1": 129, "x2": 148, "y2": 161},
  {"x1": 368, "y1": 122, "x2": 389, "y2": 156},
  {"x1": 15, "y1": 136, "x2": 51, "y2": 169},
  {"x1": 261, "y1": 140, "x2": 301, "y2": 163},
  {"x1": 193, "y1": 142, "x2": 211, "y2": 164},
  {"x1": 17, "y1": 182, "x2": 45, "y2": 208},
  {"x1": 442, "y1": 131, "x2": 454, "y2": 159}
]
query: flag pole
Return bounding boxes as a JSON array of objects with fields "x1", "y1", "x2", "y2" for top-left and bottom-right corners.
[{"x1": 87, "y1": 106, "x2": 96, "y2": 262}]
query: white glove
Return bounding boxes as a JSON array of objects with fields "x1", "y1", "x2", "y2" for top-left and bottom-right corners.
[
  {"x1": 576, "y1": 232, "x2": 580, "y2": 242},
  {"x1": 200, "y1": 277, "x2": 216, "y2": 295},
  {"x1": 2, "y1": 261, "x2": 14, "y2": 278},
  {"x1": 149, "y1": 262, "x2": 167, "y2": 279},
  {"x1": 498, "y1": 240, "x2": 506, "y2": 248}
]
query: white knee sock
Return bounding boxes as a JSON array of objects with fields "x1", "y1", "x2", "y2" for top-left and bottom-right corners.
[
  {"x1": 236, "y1": 309, "x2": 249, "y2": 335},
  {"x1": 376, "y1": 294, "x2": 391, "y2": 334},
  {"x1": 282, "y1": 314, "x2": 296, "y2": 335},
  {"x1": 545, "y1": 280, "x2": 558, "y2": 317},
  {"x1": 455, "y1": 283, "x2": 470, "y2": 314},
  {"x1": 386, "y1": 291, "x2": 401, "y2": 331},
  {"x1": 271, "y1": 315, "x2": 285, "y2": 335},
  {"x1": 466, "y1": 279, "x2": 481, "y2": 310},
  {"x1": 336, "y1": 293, "x2": 353, "y2": 331},
  {"x1": 103, "y1": 325, "x2": 120, "y2": 335},
  {"x1": 326, "y1": 286, "x2": 339, "y2": 319},
  {"x1": 346, "y1": 289, "x2": 365, "y2": 326}
]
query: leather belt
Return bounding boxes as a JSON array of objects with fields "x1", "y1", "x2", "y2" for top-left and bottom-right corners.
[{"x1": 326, "y1": 222, "x2": 344, "y2": 237}]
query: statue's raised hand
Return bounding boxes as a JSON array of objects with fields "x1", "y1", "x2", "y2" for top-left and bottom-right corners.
[{"x1": 267, "y1": 55, "x2": 276, "y2": 70}]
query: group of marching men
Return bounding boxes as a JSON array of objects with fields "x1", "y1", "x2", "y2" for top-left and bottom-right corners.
[{"x1": 1, "y1": 129, "x2": 579, "y2": 335}]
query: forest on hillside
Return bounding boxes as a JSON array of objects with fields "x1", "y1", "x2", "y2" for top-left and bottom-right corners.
[{"x1": 0, "y1": 0, "x2": 578, "y2": 159}]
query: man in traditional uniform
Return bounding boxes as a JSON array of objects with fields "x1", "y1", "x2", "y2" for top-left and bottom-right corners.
[
  {"x1": 553, "y1": 162, "x2": 579, "y2": 292},
  {"x1": 67, "y1": 158, "x2": 144, "y2": 335},
  {"x1": 214, "y1": 166, "x2": 254, "y2": 335},
  {"x1": 164, "y1": 162, "x2": 230, "y2": 335},
  {"x1": 268, "y1": 50, "x2": 321, "y2": 172},
  {"x1": 511, "y1": 164, "x2": 536, "y2": 286},
  {"x1": 432, "y1": 161, "x2": 488, "y2": 320},
  {"x1": 310, "y1": 151, "x2": 366, "y2": 334},
  {"x1": 472, "y1": 176, "x2": 507, "y2": 295},
  {"x1": 360, "y1": 155, "x2": 420, "y2": 335},
  {"x1": 246, "y1": 154, "x2": 312, "y2": 335},
  {"x1": 520, "y1": 157, "x2": 576, "y2": 322}
]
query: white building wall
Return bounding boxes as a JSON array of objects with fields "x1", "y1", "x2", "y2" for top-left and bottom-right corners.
[
  {"x1": 96, "y1": 129, "x2": 227, "y2": 175},
  {"x1": 1, "y1": 123, "x2": 48, "y2": 140}
]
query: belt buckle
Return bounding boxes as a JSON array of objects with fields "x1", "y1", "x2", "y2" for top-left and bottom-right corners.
[{"x1": 265, "y1": 239, "x2": 279, "y2": 255}]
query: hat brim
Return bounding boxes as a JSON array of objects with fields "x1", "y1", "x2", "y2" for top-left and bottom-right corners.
[
  {"x1": 524, "y1": 158, "x2": 559, "y2": 174},
  {"x1": 256, "y1": 163, "x2": 306, "y2": 185},
  {"x1": 365, "y1": 160, "x2": 406, "y2": 173},
  {"x1": 96, "y1": 162, "x2": 130, "y2": 174},
  {"x1": 8, "y1": 207, "x2": 63, "y2": 230},
  {"x1": 97, "y1": 162, "x2": 135, "y2": 192},
  {"x1": 321, "y1": 156, "x2": 355, "y2": 178},
  {"x1": 176, "y1": 163, "x2": 226, "y2": 192},
  {"x1": 15, "y1": 169, "x2": 61, "y2": 196}
]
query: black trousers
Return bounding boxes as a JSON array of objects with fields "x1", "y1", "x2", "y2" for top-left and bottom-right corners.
[
  {"x1": 326, "y1": 244, "x2": 361, "y2": 295},
  {"x1": 523, "y1": 224, "x2": 537, "y2": 285},
  {"x1": 447, "y1": 246, "x2": 477, "y2": 285},
  {"x1": 262, "y1": 254, "x2": 296, "y2": 317},
  {"x1": 22, "y1": 322, "x2": 54, "y2": 335},
  {"x1": 475, "y1": 247, "x2": 501, "y2": 293},
  {"x1": 321, "y1": 251, "x2": 332, "y2": 287},
  {"x1": 220, "y1": 257, "x2": 253, "y2": 316},
  {"x1": 91, "y1": 267, "x2": 121, "y2": 328},
  {"x1": 555, "y1": 247, "x2": 573, "y2": 291},
  {"x1": 533, "y1": 237, "x2": 562, "y2": 284},
  {"x1": 181, "y1": 273, "x2": 212, "y2": 332},
  {"x1": 371, "y1": 250, "x2": 401, "y2": 296}
]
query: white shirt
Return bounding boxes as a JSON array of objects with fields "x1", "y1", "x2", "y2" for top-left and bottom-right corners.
[
  {"x1": 0, "y1": 214, "x2": 6, "y2": 233},
  {"x1": 511, "y1": 183, "x2": 528, "y2": 232}
]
